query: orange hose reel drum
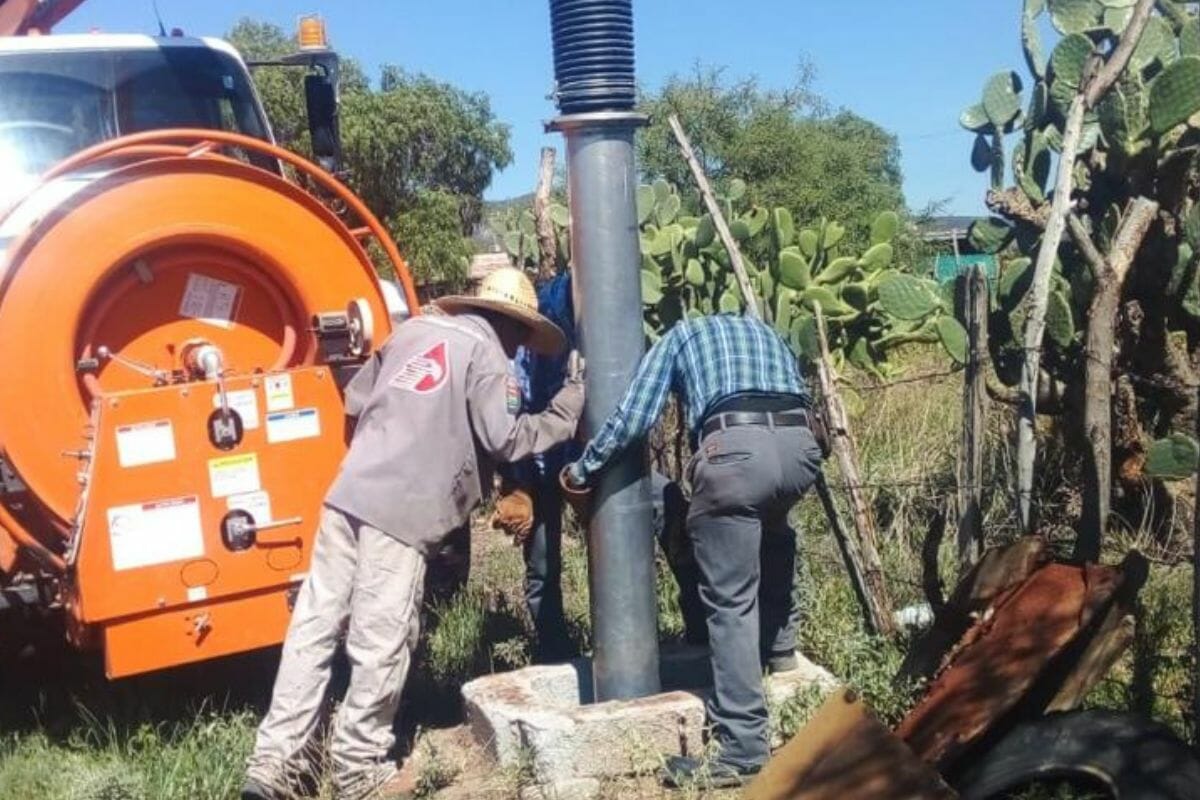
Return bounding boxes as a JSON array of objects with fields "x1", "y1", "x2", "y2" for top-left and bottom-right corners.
[{"x1": 0, "y1": 130, "x2": 415, "y2": 534}]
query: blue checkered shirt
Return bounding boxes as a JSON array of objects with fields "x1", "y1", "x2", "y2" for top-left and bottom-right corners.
[{"x1": 569, "y1": 313, "x2": 808, "y2": 485}]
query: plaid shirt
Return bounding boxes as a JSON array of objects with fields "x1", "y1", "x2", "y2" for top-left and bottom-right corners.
[{"x1": 569, "y1": 313, "x2": 808, "y2": 485}]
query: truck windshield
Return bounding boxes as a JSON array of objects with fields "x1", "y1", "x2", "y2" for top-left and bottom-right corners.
[{"x1": 0, "y1": 45, "x2": 268, "y2": 201}]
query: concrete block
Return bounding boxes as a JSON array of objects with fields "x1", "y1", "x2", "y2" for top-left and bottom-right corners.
[{"x1": 462, "y1": 647, "x2": 837, "y2": 797}]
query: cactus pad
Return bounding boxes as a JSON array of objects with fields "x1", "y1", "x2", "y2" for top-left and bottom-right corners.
[
  {"x1": 779, "y1": 249, "x2": 811, "y2": 290},
  {"x1": 801, "y1": 286, "x2": 856, "y2": 317},
  {"x1": 983, "y1": 71, "x2": 1024, "y2": 128},
  {"x1": 1023, "y1": 13, "x2": 1047, "y2": 78},
  {"x1": 877, "y1": 273, "x2": 940, "y2": 320},
  {"x1": 860, "y1": 243, "x2": 894, "y2": 271},
  {"x1": 1045, "y1": 289, "x2": 1075, "y2": 347},
  {"x1": 1149, "y1": 56, "x2": 1200, "y2": 136},
  {"x1": 1131, "y1": 16, "x2": 1177, "y2": 74},
  {"x1": 960, "y1": 103, "x2": 992, "y2": 132},
  {"x1": 550, "y1": 204, "x2": 570, "y2": 228},
  {"x1": 871, "y1": 210, "x2": 900, "y2": 245},
  {"x1": 641, "y1": 269, "x2": 663, "y2": 305},
  {"x1": 772, "y1": 207, "x2": 795, "y2": 250},
  {"x1": 816, "y1": 256, "x2": 858, "y2": 285},
  {"x1": 637, "y1": 185, "x2": 655, "y2": 225},
  {"x1": 656, "y1": 193, "x2": 681, "y2": 225},
  {"x1": 727, "y1": 178, "x2": 747, "y2": 201},
  {"x1": 1144, "y1": 433, "x2": 1200, "y2": 480},
  {"x1": 1183, "y1": 17, "x2": 1200, "y2": 59},
  {"x1": 695, "y1": 214, "x2": 716, "y2": 248},
  {"x1": 797, "y1": 229, "x2": 819, "y2": 259},
  {"x1": 685, "y1": 258, "x2": 706, "y2": 287},
  {"x1": 823, "y1": 221, "x2": 846, "y2": 250},
  {"x1": 718, "y1": 290, "x2": 741, "y2": 313},
  {"x1": 1048, "y1": 0, "x2": 1101, "y2": 35},
  {"x1": 936, "y1": 316, "x2": 969, "y2": 364},
  {"x1": 1051, "y1": 33, "x2": 1093, "y2": 89},
  {"x1": 968, "y1": 217, "x2": 1013, "y2": 253}
]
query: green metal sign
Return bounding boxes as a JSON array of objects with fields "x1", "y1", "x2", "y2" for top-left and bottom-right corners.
[{"x1": 934, "y1": 253, "x2": 998, "y2": 283}]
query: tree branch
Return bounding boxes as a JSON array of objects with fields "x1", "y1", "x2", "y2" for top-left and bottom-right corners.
[
  {"x1": 1085, "y1": 0, "x2": 1157, "y2": 109},
  {"x1": 1066, "y1": 213, "x2": 1108, "y2": 277},
  {"x1": 987, "y1": 187, "x2": 1048, "y2": 228}
]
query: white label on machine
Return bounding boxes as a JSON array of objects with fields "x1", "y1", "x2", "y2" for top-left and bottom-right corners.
[
  {"x1": 115, "y1": 420, "x2": 176, "y2": 468},
  {"x1": 212, "y1": 389, "x2": 260, "y2": 430},
  {"x1": 179, "y1": 273, "x2": 241, "y2": 329},
  {"x1": 227, "y1": 490, "x2": 272, "y2": 525},
  {"x1": 264, "y1": 374, "x2": 295, "y2": 412},
  {"x1": 266, "y1": 408, "x2": 320, "y2": 443},
  {"x1": 107, "y1": 495, "x2": 204, "y2": 571},
  {"x1": 207, "y1": 453, "x2": 262, "y2": 498},
  {"x1": 187, "y1": 586, "x2": 208, "y2": 603}
]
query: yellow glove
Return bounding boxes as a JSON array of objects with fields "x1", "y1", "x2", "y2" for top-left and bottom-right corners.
[{"x1": 491, "y1": 488, "x2": 535, "y2": 545}]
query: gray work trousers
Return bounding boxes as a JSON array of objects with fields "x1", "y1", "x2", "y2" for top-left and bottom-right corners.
[
  {"x1": 246, "y1": 505, "x2": 426, "y2": 799},
  {"x1": 687, "y1": 422, "x2": 822, "y2": 768}
]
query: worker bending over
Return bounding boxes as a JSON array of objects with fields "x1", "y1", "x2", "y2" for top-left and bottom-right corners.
[
  {"x1": 562, "y1": 312, "x2": 822, "y2": 788},
  {"x1": 243, "y1": 268, "x2": 584, "y2": 800}
]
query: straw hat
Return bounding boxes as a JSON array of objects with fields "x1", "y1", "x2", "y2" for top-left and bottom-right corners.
[{"x1": 434, "y1": 267, "x2": 567, "y2": 355}]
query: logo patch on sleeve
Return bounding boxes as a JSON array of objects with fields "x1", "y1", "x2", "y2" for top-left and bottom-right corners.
[
  {"x1": 506, "y1": 376, "x2": 522, "y2": 414},
  {"x1": 390, "y1": 342, "x2": 449, "y2": 394}
]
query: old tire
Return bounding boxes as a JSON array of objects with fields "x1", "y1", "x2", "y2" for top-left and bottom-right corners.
[{"x1": 956, "y1": 710, "x2": 1200, "y2": 799}]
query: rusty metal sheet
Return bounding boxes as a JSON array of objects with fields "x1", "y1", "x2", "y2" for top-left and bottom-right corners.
[
  {"x1": 745, "y1": 688, "x2": 957, "y2": 800},
  {"x1": 900, "y1": 538, "x2": 1049, "y2": 681},
  {"x1": 896, "y1": 562, "x2": 1122, "y2": 768}
]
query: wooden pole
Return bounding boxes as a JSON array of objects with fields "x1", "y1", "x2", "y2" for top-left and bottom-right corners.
[
  {"x1": 667, "y1": 114, "x2": 760, "y2": 318},
  {"x1": 533, "y1": 146, "x2": 558, "y2": 283},
  {"x1": 814, "y1": 474, "x2": 881, "y2": 635},
  {"x1": 1193, "y1": 377, "x2": 1200, "y2": 750},
  {"x1": 957, "y1": 266, "x2": 989, "y2": 570},
  {"x1": 813, "y1": 302, "x2": 895, "y2": 636},
  {"x1": 1015, "y1": 0, "x2": 1155, "y2": 533}
]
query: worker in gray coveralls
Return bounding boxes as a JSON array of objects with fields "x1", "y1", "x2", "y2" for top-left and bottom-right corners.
[
  {"x1": 562, "y1": 312, "x2": 822, "y2": 789},
  {"x1": 243, "y1": 267, "x2": 584, "y2": 800}
]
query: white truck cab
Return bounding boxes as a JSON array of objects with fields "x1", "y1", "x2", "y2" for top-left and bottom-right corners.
[{"x1": 0, "y1": 34, "x2": 274, "y2": 208}]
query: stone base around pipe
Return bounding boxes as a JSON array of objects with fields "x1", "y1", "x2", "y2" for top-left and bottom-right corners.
[{"x1": 461, "y1": 643, "x2": 837, "y2": 799}]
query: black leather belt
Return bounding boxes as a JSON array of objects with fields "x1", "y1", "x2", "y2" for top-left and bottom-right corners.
[{"x1": 700, "y1": 410, "x2": 809, "y2": 441}]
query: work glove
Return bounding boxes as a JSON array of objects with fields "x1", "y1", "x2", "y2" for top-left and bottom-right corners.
[
  {"x1": 559, "y1": 464, "x2": 593, "y2": 523},
  {"x1": 491, "y1": 487, "x2": 535, "y2": 546}
]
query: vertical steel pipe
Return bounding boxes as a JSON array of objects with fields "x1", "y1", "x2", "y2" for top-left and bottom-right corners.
[{"x1": 547, "y1": 0, "x2": 660, "y2": 701}]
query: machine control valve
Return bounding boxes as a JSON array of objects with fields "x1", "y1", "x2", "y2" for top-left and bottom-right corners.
[{"x1": 220, "y1": 511, "x2": 304, "y2": 552}]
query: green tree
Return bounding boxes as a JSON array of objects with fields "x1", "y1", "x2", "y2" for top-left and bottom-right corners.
[
  {"x1": 637, "y1": 66, "x2": 906, "y2": 250},
  {"x1": 226, "y1": 18, "x2": 512, "y2": 288}
]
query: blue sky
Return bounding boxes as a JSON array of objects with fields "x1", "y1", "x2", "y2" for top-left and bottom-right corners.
[{"x1": 59, "y1": 1, "x2": 1026, "y2": 215}]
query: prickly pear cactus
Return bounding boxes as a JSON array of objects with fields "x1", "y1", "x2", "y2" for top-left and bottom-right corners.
[
  {"x1": 964, "y1": 0, "x2": 1200, "y2": 480},
  {"x1": 493, "y1": 178, "x2": 949, "y2": 374}
]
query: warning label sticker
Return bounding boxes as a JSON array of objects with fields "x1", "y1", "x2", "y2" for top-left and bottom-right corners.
[
  {"x1": 264, "y1": 373, "x2": 295, "y2": 412},
  {"x1": 115, "y1": 420, "x2": 176, "y2": 468},
  {"x1": 179, "y1": 273, "x2": 241, "y2": 329},
  {"x1": 208, "y1": 453, "x2": 261, "y2": 498},
  {"x1": 213, "y1": 389, "x2": 260, "y2": 430},
  {"x1": 227, "y1": 490, "x2": 272, "y2": 525},
  {"x1": 390, "y1": 341, "x2": 449, "y2": 394},
  {"x1": 107, "y1": 495, "x2": 204, "y2": 571},
  {"x1": 266, "y1": 408, "x2": 321, "y2": 443}
]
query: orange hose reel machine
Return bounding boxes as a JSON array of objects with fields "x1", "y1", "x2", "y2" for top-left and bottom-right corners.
[{"x1": 0, "y1": 129, "x2": 419, "y2": 677}]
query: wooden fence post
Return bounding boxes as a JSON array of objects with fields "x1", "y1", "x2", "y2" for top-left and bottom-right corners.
[
  {"x1": 532, "y1": 147, "x2": 558, "y2": 283},
  {"x1": 813, "y1": 303, "x2": 895, "y2": 636},
  {"x1": 957, "y1": 266, "x2": 989, "y2": 570}
]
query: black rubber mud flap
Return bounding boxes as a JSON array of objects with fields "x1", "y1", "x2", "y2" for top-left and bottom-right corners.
[{"x1": 956, "y1": 710, "x2": 1200, "y2": 799}]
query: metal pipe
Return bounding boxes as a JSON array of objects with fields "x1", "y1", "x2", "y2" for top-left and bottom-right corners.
[{"x1": 547, "y1": 0, "x2": 658, "y2": 703}]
